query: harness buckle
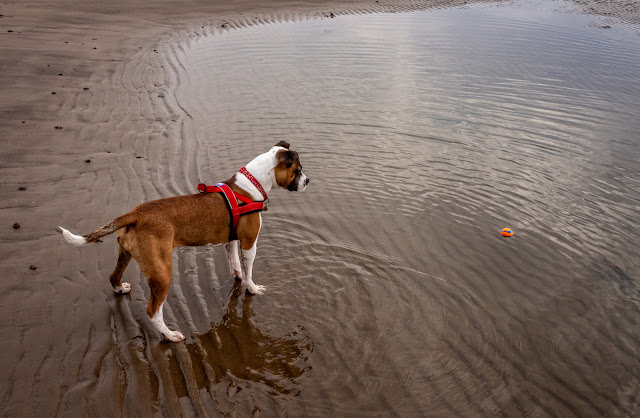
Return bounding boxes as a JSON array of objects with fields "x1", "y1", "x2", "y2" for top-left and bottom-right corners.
[{"x1": 197, "y1": 183, "x2": 207, "y2": 193}]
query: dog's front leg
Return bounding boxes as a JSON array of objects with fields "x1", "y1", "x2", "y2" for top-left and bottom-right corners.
[
  {"x1": 240, "y1": 241, "x2": 266, "y2": 295},
  {"x1": 225, "y1": 240, "x2": 242, "y2": 280}
]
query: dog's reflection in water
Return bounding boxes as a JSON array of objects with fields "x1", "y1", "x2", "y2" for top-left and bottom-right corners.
[{"x1": 186, "y1": 283, "x2": 312, "y2": 398}]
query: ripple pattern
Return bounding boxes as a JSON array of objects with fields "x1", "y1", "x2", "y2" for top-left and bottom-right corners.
[
  {"x1": 2, "y1": 0, "x2": 640, "y2": 416},
  {"x1": 176, "y1": 1, "x2": 640, "y2": 415}
]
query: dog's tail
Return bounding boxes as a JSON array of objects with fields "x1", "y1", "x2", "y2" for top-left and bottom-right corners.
[{"x1": 59, "y1": 213, "x2": 137, "y2": 246}]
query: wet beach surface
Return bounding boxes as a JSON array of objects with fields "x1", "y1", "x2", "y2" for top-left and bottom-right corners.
[{"x1": 2, "y1": 0, "x2": 640, "y2": 416}]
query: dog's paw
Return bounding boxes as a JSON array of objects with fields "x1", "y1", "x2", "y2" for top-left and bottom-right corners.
[
  {"x1": 114, "y1": 282, "x2": 132, "y2": 294},
  {"x1": 163, "y1": 330, "x2": 185, "y2": 342},
  {"x1": 247, "y1": 284, "x2": 266, "y2": 295}
]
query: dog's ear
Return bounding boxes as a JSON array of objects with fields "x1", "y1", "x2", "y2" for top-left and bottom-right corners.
[
  {"x1": 276, "y1": 149, "x2": 298, "y2": 168},
  {"x1": 274, "y1": 140, "x2": 290, "y2": 149}
]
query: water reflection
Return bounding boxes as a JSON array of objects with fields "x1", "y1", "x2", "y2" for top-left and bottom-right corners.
[{"x1": 187, "y1": 283, "x2": 312, "y2": 398}]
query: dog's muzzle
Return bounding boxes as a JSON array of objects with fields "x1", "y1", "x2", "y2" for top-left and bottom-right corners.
[{"x1": 288, "y1": 174, "x2": 309, "y2": 191}]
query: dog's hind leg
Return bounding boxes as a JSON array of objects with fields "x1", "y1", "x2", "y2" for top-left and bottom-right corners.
[
  {"x1": 140, "y1": 243, "x2": 185, "y2": 342},
  {"x1": 148, "y1": 300, "x2": 184, "y2": 342},
  {"x1": 147, "y1": 274, "x2": 185, "y2": 342},
  {"x1": 110, "y1": 244, "x2": 132, "y2": 294},
  {"x1": 225, "y1": 240, "x2": 242, "y2": 281}
]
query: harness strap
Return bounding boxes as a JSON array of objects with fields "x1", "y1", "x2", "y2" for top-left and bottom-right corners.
[
  {"x1": 197, "y1": 182, "x2": 264, "y2": 240},
  {"x1": 239, "y1": 166, "x2": 269, "y2": 202}
]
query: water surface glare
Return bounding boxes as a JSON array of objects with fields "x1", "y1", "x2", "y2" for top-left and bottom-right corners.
[{"x1": 178, "y1": 1, "x2": 640, "y2": 415}]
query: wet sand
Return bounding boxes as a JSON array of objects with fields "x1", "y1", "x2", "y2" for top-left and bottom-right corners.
[{"x1": 2, "y1": 0, "x2": 640, "y2": 416}]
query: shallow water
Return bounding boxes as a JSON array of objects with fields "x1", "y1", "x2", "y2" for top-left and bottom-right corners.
[
  {"x1": 169, "y1": 1, "x2": 640, "y2": 415},
  {"x1": 5, "y1": 0, "x2": 639, "y2": 416}
]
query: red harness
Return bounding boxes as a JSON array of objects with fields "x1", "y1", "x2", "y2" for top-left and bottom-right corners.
[{"x1": 197, "y1": 167, "x2": 267, "y2": 240}]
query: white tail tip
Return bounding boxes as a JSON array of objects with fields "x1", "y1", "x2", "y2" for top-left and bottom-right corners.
[{"x1": 59, "y1": 226, "x2": 87, "y2": 246}]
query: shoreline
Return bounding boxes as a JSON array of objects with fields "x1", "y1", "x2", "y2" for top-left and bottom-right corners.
[
  {"x1": 2, "y1": 1, "x2": 506, "y2": 415},
  {"x1": 2, "y1": 0, "x2": 638, "y2": 226},
  {"x1": 0, "y1": 0, "x2": 504, "y2": 277},
  {"x1": 0, "y1": 0, "x2": 496, "y2": 216}
]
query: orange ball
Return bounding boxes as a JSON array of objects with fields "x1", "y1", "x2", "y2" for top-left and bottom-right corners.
[{"x1": 501, "y1": 228, "x2": 514, "y2": 237}]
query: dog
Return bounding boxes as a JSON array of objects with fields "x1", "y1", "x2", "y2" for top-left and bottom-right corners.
[{"x1": 59, "y1": 141, "x2": 308, "y2": 342}]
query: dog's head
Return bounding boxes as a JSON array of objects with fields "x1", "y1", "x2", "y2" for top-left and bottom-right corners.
[{"x1": 272, "y1": 141, "x2": 309, "y2": 192}]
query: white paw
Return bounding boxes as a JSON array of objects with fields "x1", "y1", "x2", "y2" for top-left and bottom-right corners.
[
  {"x1": 163, "y1": 330, "x2": 185, "y2": 342},
  {"x1": 114, "y1": 282, "x2": 131, "y2": 294},
  {"x1": 247, "y1": 284, "x2": 266, "y2": 295}
]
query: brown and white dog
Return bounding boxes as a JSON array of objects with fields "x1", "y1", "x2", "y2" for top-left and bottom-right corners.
[{"x1": 59, "y1": 141, "x2": 308, "y2": 342}]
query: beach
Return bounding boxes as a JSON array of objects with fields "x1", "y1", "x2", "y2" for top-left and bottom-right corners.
[{"x1": 2, "y1": 0, "x2": 640, "y2": 416}]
